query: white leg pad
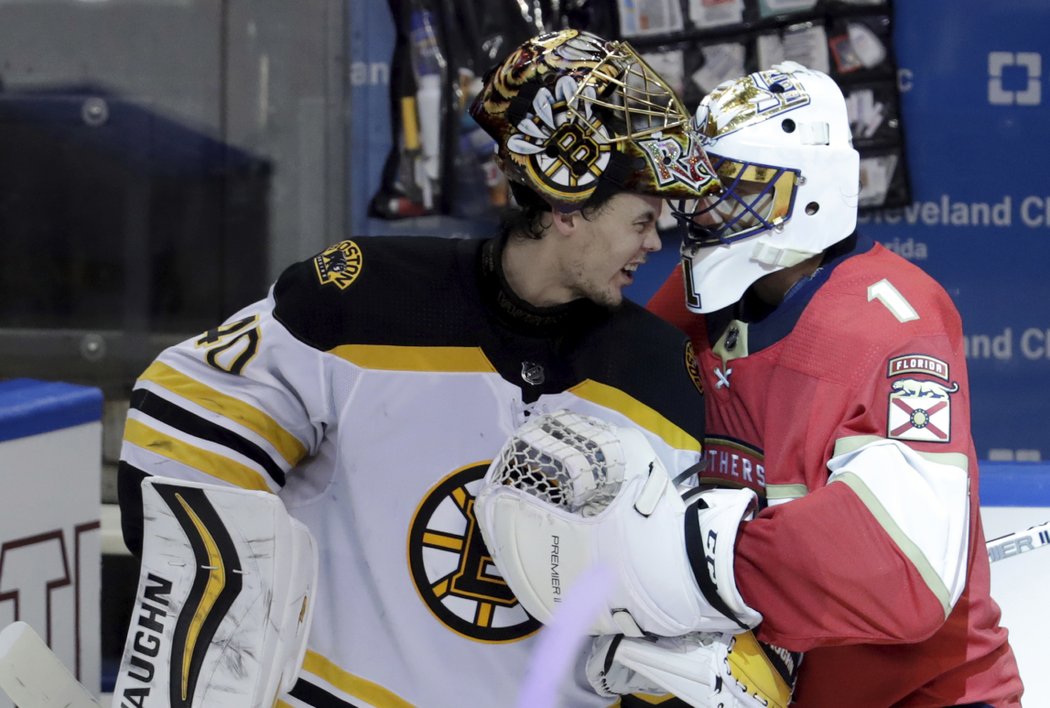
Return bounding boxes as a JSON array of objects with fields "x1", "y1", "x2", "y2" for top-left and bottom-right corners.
[{"x1": 113, "y1": 476, "x2": 317, "y2": 708}]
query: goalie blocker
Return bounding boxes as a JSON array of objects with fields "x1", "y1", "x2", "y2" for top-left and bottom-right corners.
[
  {"x1": 113, "y1": 476, "x2": 317, "y2": 708},
  {"x1": 474, "y1": 410, "x2": 762, "y2": 638}
]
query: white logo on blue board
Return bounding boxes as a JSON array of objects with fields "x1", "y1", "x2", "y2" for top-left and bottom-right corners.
[{"x1": 988, "y1": 52, "x2": 1041, "y2": 106}]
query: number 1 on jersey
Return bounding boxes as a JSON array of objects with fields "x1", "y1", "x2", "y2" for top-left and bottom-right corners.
[{"x1": 868, "y1": 278, "x2": 919, "y2": 323}]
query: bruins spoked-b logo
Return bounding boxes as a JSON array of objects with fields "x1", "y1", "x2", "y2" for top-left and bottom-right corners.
[
  {"x1": 508, "y1": 91, "x2": 615, "y2": 205},
  {"x1": 314, "y1": 240, "x2": 363, "y2": 290},
  {"x1": 408, "y1": 463, "x2": 540, "y2": 642}
]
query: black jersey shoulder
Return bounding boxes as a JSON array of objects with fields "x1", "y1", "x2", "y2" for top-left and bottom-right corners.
[
  {"x1": 272, "y1": 236, "x2": 486, "y2": 350},
  {"x1": 574, "y1": 299, "x2": 706, "y2": 441}
]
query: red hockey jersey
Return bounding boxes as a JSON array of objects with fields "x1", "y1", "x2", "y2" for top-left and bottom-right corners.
[{"x1": 648, "y1": 237, "x2": 1022, "y2": 707}]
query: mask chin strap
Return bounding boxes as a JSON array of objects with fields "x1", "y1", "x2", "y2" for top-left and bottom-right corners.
[{"x1": 750, "y1": 240, "x2": 817, "y2": 268}]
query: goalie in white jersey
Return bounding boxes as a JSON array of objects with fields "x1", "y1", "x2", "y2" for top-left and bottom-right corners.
[{"x1": 111, "y1": 29, "x2": 758, "y2": 707}]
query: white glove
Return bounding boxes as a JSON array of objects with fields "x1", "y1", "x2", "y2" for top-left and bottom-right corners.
[
  {"x1": 475, "y1": 410, "x2": 762, "y2": 637},
  {"x1": 586, "y1": 631, "x2": 797, "y2": 708}
]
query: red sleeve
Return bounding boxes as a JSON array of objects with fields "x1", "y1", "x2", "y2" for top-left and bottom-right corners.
[
  {"x1": 737, "y1": 334, "x2": 973, "y2": 650},
  {"x1": 735, "y1": 484, "x2": 948, "y2": 652}
]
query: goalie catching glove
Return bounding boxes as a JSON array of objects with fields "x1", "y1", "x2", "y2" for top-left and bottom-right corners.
[
  {"x1": 474, "y1": 410, "x2": 762, "y2": 637},
  {"x1": 587, "y1": 630, "x2": 798, "y2": 708}
]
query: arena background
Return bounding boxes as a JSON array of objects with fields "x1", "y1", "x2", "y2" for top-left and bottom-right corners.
[
  {"x1": 0, "y1": 0, "x2": 1048, "y2": 705},
  {"x1": 350, "y1": 1, "x2": 1050, "y2": 462}
]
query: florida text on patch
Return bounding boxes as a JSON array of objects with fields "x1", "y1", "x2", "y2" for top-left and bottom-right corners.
[{"x1": 886, "y1": 354, "x2": 958, "y2": 443}]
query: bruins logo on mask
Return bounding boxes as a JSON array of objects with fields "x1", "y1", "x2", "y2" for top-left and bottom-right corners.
[
  {"x1": 314, "y1": 240, "x2": 363, "y2": 290},
  {"x1": 407, "y1": 463, "x2": 541, "y2": 642}
]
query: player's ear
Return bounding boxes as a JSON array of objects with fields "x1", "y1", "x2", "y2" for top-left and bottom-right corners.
[{"x1": 550, "y1": 208, "x2": 580, "y2": 237}]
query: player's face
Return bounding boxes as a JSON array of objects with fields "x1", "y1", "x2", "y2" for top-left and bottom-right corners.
[{"x1": 563, "y1": 192, "x2": 663, "y2": 309}]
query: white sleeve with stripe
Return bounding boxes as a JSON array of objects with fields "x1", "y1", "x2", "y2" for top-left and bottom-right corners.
[
  {"x1": 119, "y1": 294, "x2": 327, "y2": 493},
  {"x1": 827, "y1": 438, "x2": 970, "y2": 614}
]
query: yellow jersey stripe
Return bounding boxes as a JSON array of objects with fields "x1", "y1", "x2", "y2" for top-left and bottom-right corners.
[
  {"x1": 124, "y1": 418, "x2": 272, "y2": 492},
  {"x1": 569, "y1": 380, "x2": 701, "y2": 453},
  {"x1": 328, "y1": 344, "x2": 497, "y2": 373},
  {"x1": 302, "y1": 650, "x2": 415, "y2": 707},
  {"x1": 140, "y1": 361, "x2": 307, "y2": 467}
]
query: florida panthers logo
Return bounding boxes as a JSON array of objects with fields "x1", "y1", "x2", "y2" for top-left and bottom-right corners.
[
  {"x1": 702, "y1": 437, "x2": 766, "y2": 494},
  {"x1": 887, "y1": 377, "x2": 959, "y2": 443},
  {"x1": 407, "y1": 463, "x2": 540, "y2": 642},
  {"x1": 886, "y1": 355, "x2": 958, "y2": 443}
]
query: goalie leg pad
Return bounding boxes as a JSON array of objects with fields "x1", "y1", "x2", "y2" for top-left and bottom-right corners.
[{"x1": 113, "y1": 476, "x2": 317, "y2": 708}]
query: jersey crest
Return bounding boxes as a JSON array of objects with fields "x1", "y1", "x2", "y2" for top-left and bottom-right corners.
[
  {"x1": 886, "y1": 370, "x2": 959, "y2": 444},
  {"x1": 313, "y1": 240, "x2": 363, "y2": 290},
  {"x1": 407, "y1": 463, "x2": 541, "y2": 642},
  {"x1": 685, "y1": 341, "x2": 704, "y2": 395}
]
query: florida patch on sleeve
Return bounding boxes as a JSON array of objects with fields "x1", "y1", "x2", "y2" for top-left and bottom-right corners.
[{"x1": 886, "y1": 355, "x2": 959, "y2": 443}]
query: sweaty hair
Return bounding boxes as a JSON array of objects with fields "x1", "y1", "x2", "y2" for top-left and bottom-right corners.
[{"x1": 499, "y1": 182, "x2": 618, "y2": 240}]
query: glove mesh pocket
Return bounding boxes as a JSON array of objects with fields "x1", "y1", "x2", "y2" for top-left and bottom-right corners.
[{"x1": 489, "y1": 411, "x2": 626, "y2": 515}]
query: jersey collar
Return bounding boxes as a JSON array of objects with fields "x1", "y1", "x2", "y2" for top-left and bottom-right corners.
[{"x1": 707, "y1": 233, "x2": 874, "y2": 355}]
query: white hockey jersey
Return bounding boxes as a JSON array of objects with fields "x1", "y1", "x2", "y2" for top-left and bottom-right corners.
[{"x1": 118, "y1": 235, "x2": 706, "y2": 707}]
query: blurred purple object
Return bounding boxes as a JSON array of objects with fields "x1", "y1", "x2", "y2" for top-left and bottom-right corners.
[{"x1": 517, "y1": 563, "x2": 614, "y2": 707}]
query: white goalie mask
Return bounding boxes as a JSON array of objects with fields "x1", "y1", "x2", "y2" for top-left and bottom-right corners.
[{"x1": 671, "y1": 62, "x2": 860, "y2": 313}]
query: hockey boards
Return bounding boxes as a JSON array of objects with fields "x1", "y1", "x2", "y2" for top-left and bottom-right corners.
[
  {"x1": 1, "y1": 519, "x2": 1047, "y2": 708},
  {"x1": 0, "y1": 475, "x2": 317, "y2": 708}
]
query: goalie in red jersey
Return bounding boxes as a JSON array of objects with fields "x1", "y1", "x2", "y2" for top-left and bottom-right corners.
[{"x1": 644, "y1": 61, "x2": 1023, "y2": 706}]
